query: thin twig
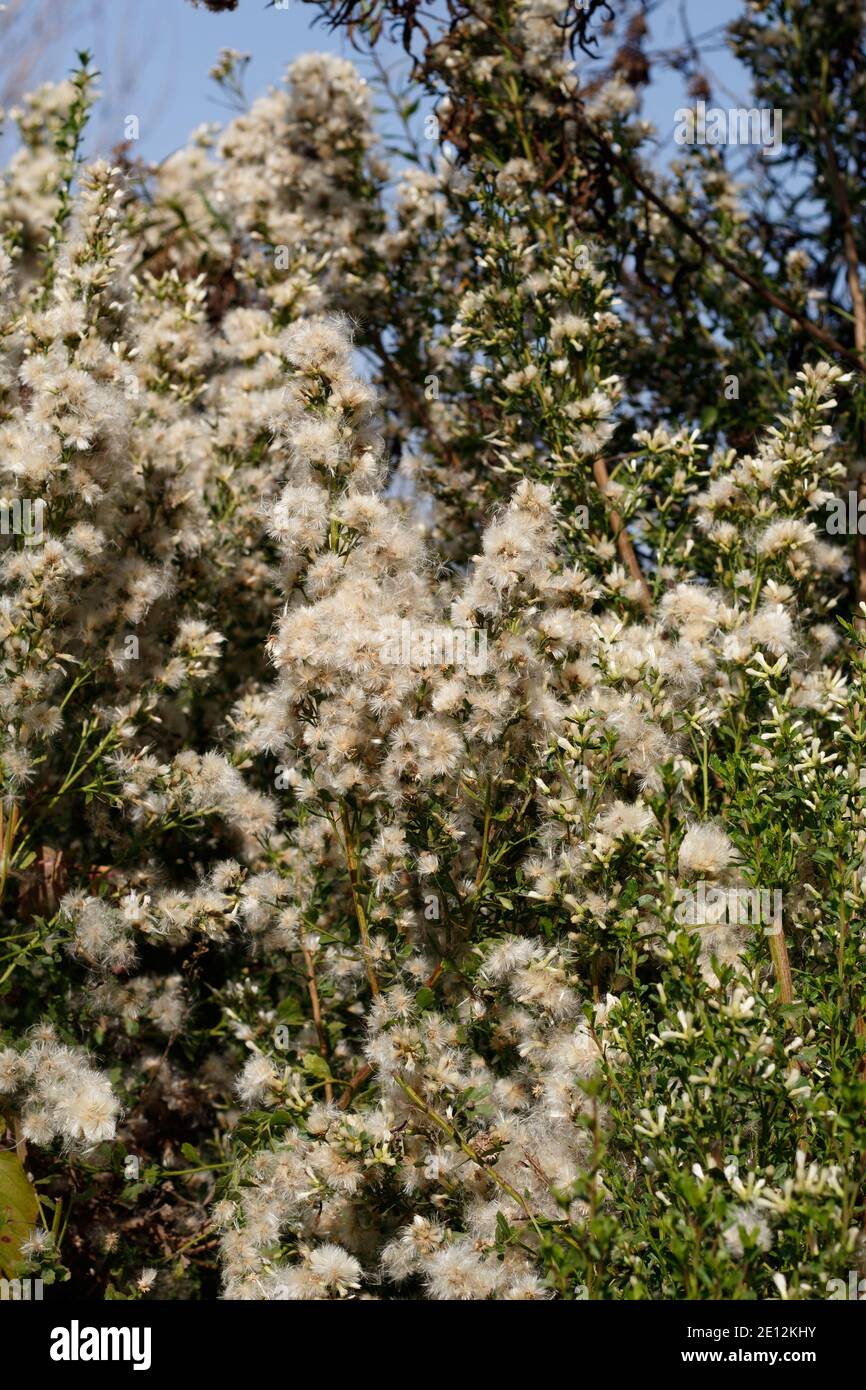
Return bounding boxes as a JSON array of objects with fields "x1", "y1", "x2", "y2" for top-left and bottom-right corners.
[
  {"x1": 338, "y1": 802, "x2": 380, "y2": 999},
  {"x1": 338, "y1": 1063, "x2": 372, "y2": 1111},
  {"x1": 593, "y1": 456, "x2": 653, "y2": 613},
  {"x1": 575, "y1": 116, "x2": 866, "y2": 374},
  {"x1": 394, "y1": 1074, "x2": 542, "y2": 1232},
  {"x1": 813, "y1": 106, "x2": 866, "y2": 356},
  {"x1": 300, "y1": 935, "x2": 333, "y2": 1104}
]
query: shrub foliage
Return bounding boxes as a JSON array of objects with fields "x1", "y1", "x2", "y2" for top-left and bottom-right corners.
[{"x1": 1, "y1": 0, "x2": 865, "y2": 1300}]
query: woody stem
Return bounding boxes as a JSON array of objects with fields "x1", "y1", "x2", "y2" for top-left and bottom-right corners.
[
  {"x1": 769, "y1": 924, "x2": 794, "y2": 1007},
  {"x1": 338, "y1": 801, "x2": 380, "y2": 999},
  {"x1": 593, "y1": 457, "x2": 652, "y2": 614},
  {"x1": 300, "y1": 935, "x2": 333, "y2": 1104}
]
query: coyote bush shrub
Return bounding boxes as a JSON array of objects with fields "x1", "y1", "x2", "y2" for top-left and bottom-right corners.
[{"x1": 1, "y1": 0, "x2": 865, "y2": 1300}]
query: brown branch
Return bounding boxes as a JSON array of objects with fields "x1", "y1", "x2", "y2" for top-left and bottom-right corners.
[
  {"x1": 439, "y1": 3, "x2": 865, "y2": 374},
  {"x1": 575, "y1": 116, "x2": 866, "y2": 375},
  {"x1": 768, "y1": 923, "x2": 794, "y2": 1007},
  {"x1": 593, "y1": 456, "x2": 653, "y2": 614},
  {"x1": 813, "y1": 107, "x2": 866, "y2": 355},
  {"x1": 451, "y1": 2, "x2": 857, "y2": 366},
  {"x1": 338, "y1": 1063, "x2": 372, "y2": 1111},
  {"x1": 301, "y1": 936, "x2": 333, "y2": 1105}
]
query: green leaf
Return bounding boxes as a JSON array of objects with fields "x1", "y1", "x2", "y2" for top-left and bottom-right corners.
[
  {"x1": 302, "y1": 1053, "x2": 333, "y2": 1080},
  {"x1": 180, "y1": 1143, "x2": 200, "y2": 1163},
  {"x1": 415, "y1": 987, "x2": 436, "y2": 1012},
  {"x1": 277, "y1": 997, "x2": 305, "y2": 1026},
  {"x1": 0, "y1": 1150, "x2": 39, "y2": 1279}
]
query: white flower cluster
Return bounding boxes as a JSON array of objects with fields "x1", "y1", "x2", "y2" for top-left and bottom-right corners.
[
  {"x1": 1, "y1": 16, "x2": 863, "y2": 1302},
  {"x1": 0, "y1": 1025, "x2": 120, "y2": 1148}
]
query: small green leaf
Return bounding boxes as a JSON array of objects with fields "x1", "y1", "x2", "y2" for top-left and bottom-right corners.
[
  {"x1": 302, "y1": 1053, "x2": 333, "y2": 1080},
  {"x1": 495, "y1": 1211, "x2": 513, "y2": 1244},
  {"x1": 277, "y1": 997, "x2": 305, "y2": 1026}
]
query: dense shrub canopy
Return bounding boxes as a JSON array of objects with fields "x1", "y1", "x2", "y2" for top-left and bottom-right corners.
[{"x1": 1, "y1": 0, "x2": 865, "y2": 1300}]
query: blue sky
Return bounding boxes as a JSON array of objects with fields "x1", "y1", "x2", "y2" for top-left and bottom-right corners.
[{"x1": 0, "y1": 0, "x2": 755, "y2": 165}]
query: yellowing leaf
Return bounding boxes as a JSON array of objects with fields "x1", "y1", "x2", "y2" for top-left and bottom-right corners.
[{"x1": 0, "y1": 1150, "x2": 39, "y2": 1279}]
